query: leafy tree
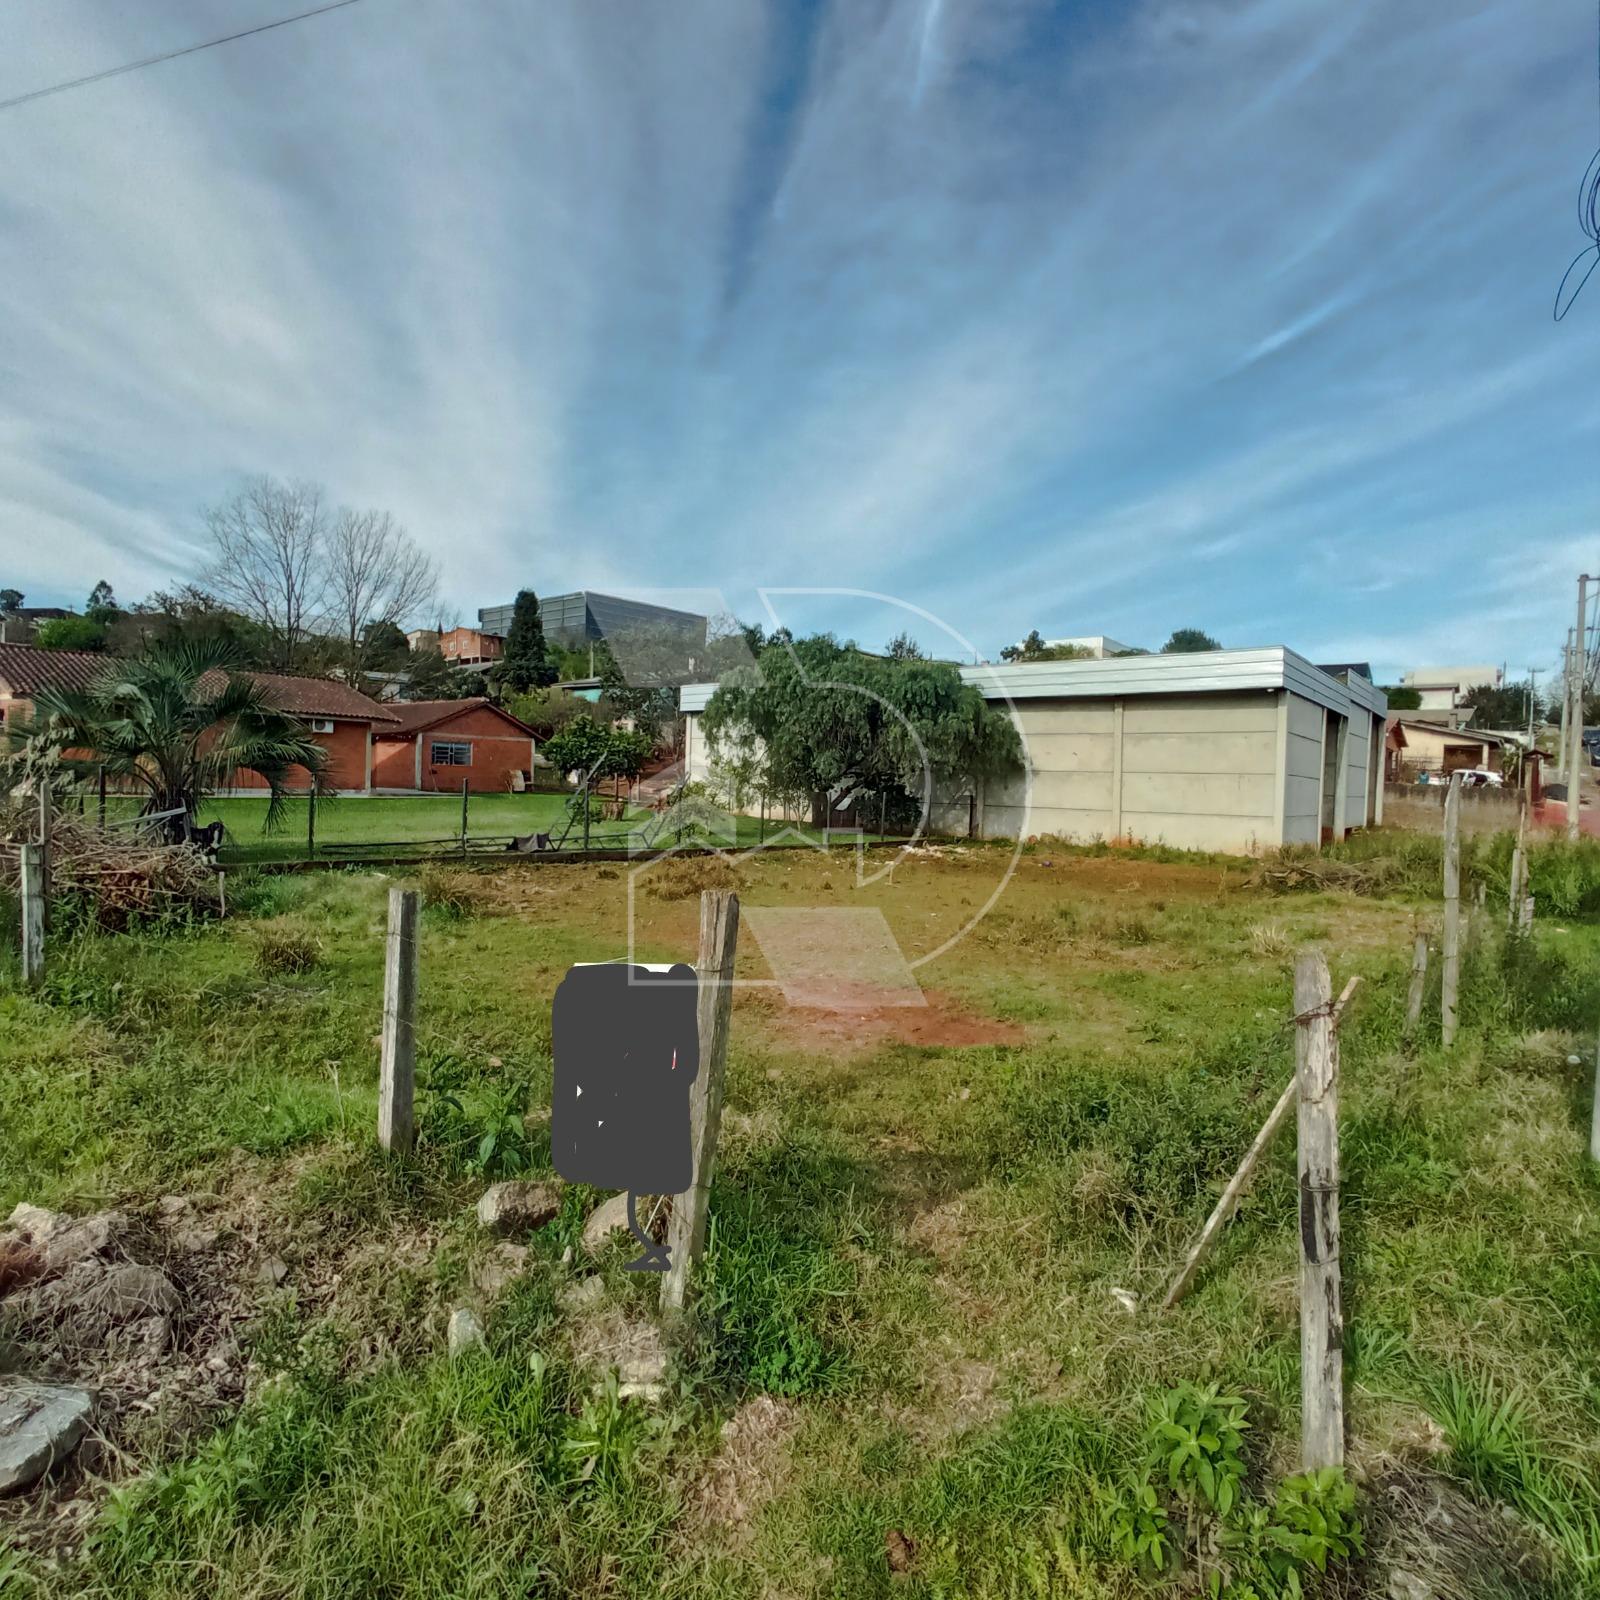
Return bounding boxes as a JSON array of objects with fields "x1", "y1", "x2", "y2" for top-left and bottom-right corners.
[
  {"x1": 402, "y1": 648, "x2": 477, "y2": 701},
  {"x1": 495, "y1": 590, "x2": 558, "y2": 692},
  {"x1": 1380, "y1": 685, "x2": 1422, "y2": 711},
  {"x1": 500, "y1": 685, "x2": 587, "y2": 740},
  {"x1": 540, "y1": 714, "x2": 614, "y2": 779},
  {"x1": 1160, "y1": 628, "x2": 1222, "y2": 654},
  {"x1": 1001, "y1": 630, "x2": 1092, "y2": 663},
  {"x1": 1461, "y1": 682, "x2": 1543, "y2": 728},
  {"x1": 360, "y1": 618, "x2": 412, "y2": 672},
  {"x1": 85, "y1": 580, "x2": 120, "y2": 625},
  {"x1": 23, "y1": 640, "x2": 327, "y2": 838},
  {"x1": 114, "y1": 585, "x2": 272, "y2": 663},
  {"x1": 702, "y1": 633, "x2": 1021, "y2": 827},
  {"x1": 0, "y1": 589, "x2": 22, "y2": 614},
  {"x1": 597, "y1": 624, "x2": 688, "y2": 744},
  {"x1": 885, "y1": 631, "x2": 926, "y2": 661},
  {"x1": 33, "y1": 616, "x2": 107, "y2": 652}
]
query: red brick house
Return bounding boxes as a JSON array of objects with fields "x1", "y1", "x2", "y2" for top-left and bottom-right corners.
[
  {"x1": 0, "y1": 644, "x2": 397, "y2": 794},
  {"x1": 372, "y1": 699, "x2": 538, "y2": 793}
]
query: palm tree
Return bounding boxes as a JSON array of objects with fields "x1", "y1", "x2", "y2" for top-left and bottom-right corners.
[{"x1": 25, "y1": 640, "x2": 327, "y2": 838}]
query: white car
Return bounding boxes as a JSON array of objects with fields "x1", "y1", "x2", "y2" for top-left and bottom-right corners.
[{"x1": 1456, "y1": 767, "x2": 1504, "y2": 789}]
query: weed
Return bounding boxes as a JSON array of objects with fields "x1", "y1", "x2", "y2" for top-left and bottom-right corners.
[
  {"x1": 253, "y1": 927, "x2": 321, "y2": 975},
  {"x1": 418, "y1": 866, "x2": 495, "y2": 918}
]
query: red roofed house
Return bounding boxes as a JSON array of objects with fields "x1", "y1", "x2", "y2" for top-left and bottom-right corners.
[
  {"x1": 218, "y1": 672, "x2": 398, "y2": 794},
  {"x1": 372, "y1": 699, "x2": 538, "y2": 793},
  {"x1": 0, "y1": 643, "x2": 397, "y2": 794}
]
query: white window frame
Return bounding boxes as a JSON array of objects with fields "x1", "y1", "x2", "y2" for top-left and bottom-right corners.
[{"x1": 431, "y1": 739, "x2": 472, "y2": 767}]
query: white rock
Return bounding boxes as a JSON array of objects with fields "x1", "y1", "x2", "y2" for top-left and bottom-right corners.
[
  {"x1": 0, "y1": 1380, "x2": 94, "y2": 1495},
  {"x1": 476, "y1": 1181, "x2": 561, "y2": 1235},
  {"x1": 447, "y1": 1307, "x2": 486, "y2": 1358},
  {"x1": 474, "y1": 1243, "x2": 529, "y2": 1298},
  {"x1": 1109, "y1": 1287, "x2": 1138, "y2": 1315},
  {"x1": 582, "y1": 1193, "x2": 632, "y2": 1255}
]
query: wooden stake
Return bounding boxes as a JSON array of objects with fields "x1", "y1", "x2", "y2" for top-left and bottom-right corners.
[
  {"x1": 1294, "y1": 949, "x2": 1343, "y2": 1471},
  {"x1": 307, "y1": 787, "x2": 318, "y2": 860},
  {"x1": 19, "y1": 842, "x2": 44, "y2": 987},
  {"x1": 1403, "y1": 933, "x2": 1429, "y2": 1041},
  {"x1": 1441, "y1": 773, "x2": 1462, "y2": 1049},
  {"x1": 378, "y1": 888, "x2": 419, "y2": 1154},
  {"x1": 1507, "y1": 845, "x2": 1523, "y2": 929},
  {"x1": 216, "y1": 870, "x2": 227, "y2": 919},
  {"x1": 1520, "y1": 894, "x2": 1535, "y2": 932},
  {"x1": 662, "y1": 889, "x2": 740, "y2": 1314},
  {"x1": 37, "y1": 785, "x2": 52, "y2": 932},
  {"x1": 461, "y1": 777, "x2": 469, "y2": 856},
  {"x1": 1163, "y1": 978, "x2": 1358, "y2": 1312}
]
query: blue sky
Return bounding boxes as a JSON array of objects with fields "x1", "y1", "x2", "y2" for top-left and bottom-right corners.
[{"x1": 1, "y1": 0, "x2": 1596, "y2": 681}]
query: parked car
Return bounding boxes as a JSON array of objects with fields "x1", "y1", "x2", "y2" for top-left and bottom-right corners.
[{"x1": 1456, "y1": 767, "x2": 1504, "y2": 788}]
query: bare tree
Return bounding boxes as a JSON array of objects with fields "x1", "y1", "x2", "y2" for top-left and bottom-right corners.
[
  {"x1": 202, "y1": 477, "x2": 328, "y2": 671},
  {"x1": 325, "y1": 507, "x2": 440, "y2": 685}
]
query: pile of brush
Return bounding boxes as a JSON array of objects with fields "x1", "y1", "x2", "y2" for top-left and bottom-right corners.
[{"x1": 0, "y1": 790, "x2": 221, "y2": 929}]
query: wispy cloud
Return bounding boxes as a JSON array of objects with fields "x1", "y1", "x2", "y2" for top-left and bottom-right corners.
[{"x1": 0, "y1": 0, "x2": 1595, "y2": 681}]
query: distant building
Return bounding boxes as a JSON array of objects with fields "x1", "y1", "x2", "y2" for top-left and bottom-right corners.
[
  {"x1": 436, "y1": 627, "x2": 502, "y2": 667},
  {"x1": 1400, "y1": 664, "x2": 1501, "y2": 723},
  {"x1": 478, "y1": 592, "x2": 707, "y2": 652},
  {"x1": 0, "y1": 607, "x2": 73, "y2": 645}
]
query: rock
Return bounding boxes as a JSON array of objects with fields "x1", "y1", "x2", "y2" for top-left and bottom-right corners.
[
  {"x1": 1109, "y1": 1287, "x2": 1138, "y2": 1315},
  {"x1": 560, "y1": 1275, "x2": 605, "y2": 1312},
  {"x1": 1387, "y1": 1569, "x2": 1433, "y2": 1600},
  {"x1": 0, "y1": 1379, "x2": 94, "y2": 1494},
  {"x1": 447, "y1": 1307, "x2": 486, "y2": 1358},
  {"x1": 476, "y1": 1181, "x2": 561, "y2": 1235},
  {"x1": 256, "y1": 1256, "x2": 289, "y2": 1287},
  {"x1": 616, "y1": 1344, "x2": 668, "y2": 1402},
  {"x1": 156, "y1": 1195, "x2": 191, "y2": 1219},
  {"x1": 80, "y1": 1263, "x2": 181, "y2": 1324},
  {"x1": 174, "y1": 1225, "x2": 221, "y2": 1254},
  {"x1": 6, "y1": 1206, "x2": 127, "y2": 1273},
  {"x1": 473, "y1": 1243, "x2": 528, "y2": 1298},
  {"x1": 582, "y1": 1193, "x2": 632, "y2": 1255}
]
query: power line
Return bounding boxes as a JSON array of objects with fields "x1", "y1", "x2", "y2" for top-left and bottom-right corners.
[{"x1": 0, "y1": 0, "x2": 365, "y2": 115}]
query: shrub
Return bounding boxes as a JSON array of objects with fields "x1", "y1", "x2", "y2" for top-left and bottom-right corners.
[{"x1": 419, "y1": 867, "x2": 494, "y2": 918}]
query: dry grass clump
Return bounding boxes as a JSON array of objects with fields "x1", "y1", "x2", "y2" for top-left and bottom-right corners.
[
  {"x1": 418, "y1": 866, "x2": 497, "y2": 918},
  {"x1": 1248, "y1": 920, "x2": 1291, "y2": 959},
  {"x1": 641, "y1": 854, "x2": 738, "y2": 900},
  {"x1": 254, "y1": 927, "x2": 321, "y2": 975}
]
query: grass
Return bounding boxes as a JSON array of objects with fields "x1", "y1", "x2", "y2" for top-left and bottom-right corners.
[{"x1": 2, "y1": 836, "x2": 1599, "y2": 1596}]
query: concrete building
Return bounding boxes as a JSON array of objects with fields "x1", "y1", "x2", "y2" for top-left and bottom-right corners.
[
  {"x1": 680, "y1": 647, "x2": 1387, "y2": 855},
  {"x1": 478, "y1": 592, "x2": 707, "y2": 652},
  {"x1": 1400, "y1": 664, "x2": 1501, "y2": 720}
]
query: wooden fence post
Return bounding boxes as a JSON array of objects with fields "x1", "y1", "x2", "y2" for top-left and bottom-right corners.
[
  {"x1": 307, "y1": 787, "x2": 318, "y2": 860},
  {"x1": 1507, "y1": 845, "x2": 1523, "y2": 928},
  {"x1": 1441, "y1": 773, "x2": 1462, "y2": 1049},
  {"x1": 460, "y1": 778, "x2": 469, "y2": 856},
  {"x1": 38, "y1": 784, "x2": 52, "y2": 932},
  {"x1": 1403, "y1": 933, "x2": 1428, "y2": 1042},
  {"x1": 662, "y1": 889, "x2": 740, "y2": 1315},
  {"x1": 19, "y1": 842, "x2": 45, "y2": 987},
  {"x1": 378, "y1": 888, "x2": 419, "y2": 1154},
  {"x1": 1294, "y1": 949, "x2": 1343, "y2": 1471},
  {"x1": 97, "y1": 766, "x2": 107, "y2": 831}
]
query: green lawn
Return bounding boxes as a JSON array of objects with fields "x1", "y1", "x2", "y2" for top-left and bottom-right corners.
[
  {"x1": 199, "y1": 793, "x2": 879, "y2": 862},
  {"x1": 3, "y1": 837, "x2": 1598, "y2": 1596}
]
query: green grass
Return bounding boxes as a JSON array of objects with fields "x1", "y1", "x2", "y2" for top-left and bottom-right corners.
[{"x1": 3, "y1": 838, "x2": 1599, "y2": 1596}]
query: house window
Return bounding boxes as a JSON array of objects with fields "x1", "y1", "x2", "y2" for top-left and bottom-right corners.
[{"x1": 431, "y1": 740, "x2": 472, "y2": 766}]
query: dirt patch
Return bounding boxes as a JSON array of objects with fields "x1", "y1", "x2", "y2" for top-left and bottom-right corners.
[
  {"x1": 685, "y1": 1394, "x2": 800, "y2": 1547},
  {"x1": 750, "y1": 986, "x2": 1025, "y2": 1057}
]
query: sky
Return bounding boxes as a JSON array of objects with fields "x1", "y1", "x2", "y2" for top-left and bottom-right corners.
[{"x1": 1, "y1": 0, "x2": 1597, "y2": 682}]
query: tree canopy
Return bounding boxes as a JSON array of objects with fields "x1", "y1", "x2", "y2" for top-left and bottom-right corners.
[
  {"x1": 34, "y1": 616, "x2": 108, "y2": 652},
  {"x1": 1001, "y1": 630, "x2": 1093, "y2": 663},
  {"x1": 701, "y1": 633, "x2": 1021, "y2": 821},
  {"x1": 1160, "y1": 628, "x2": 1222, "y2": 653}
]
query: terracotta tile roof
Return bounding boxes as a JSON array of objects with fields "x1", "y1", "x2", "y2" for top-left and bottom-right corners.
[
  {"x1": 241, "y1": 671, "x2": 399, "y2": 724},
  {"x1": 0, "y1": 645, "x2": 396, "y2": 726},
  {"x1": 375, "y1": 697, "x2": 535, "y2": 737},
  {"x1": 0, "y1": 643, "x2": 115, "y2": 697}
]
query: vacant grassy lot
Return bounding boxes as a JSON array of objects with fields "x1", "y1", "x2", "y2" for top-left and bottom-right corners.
[{"x1": 2, "y1": 838, "x2": 1598, "y2": 1597}]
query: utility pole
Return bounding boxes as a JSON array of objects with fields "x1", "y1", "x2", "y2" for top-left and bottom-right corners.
[
  {"x1": 1559, "y1": 631, "x2": 1574, "y2": 784},
  {"x1": 1527, "y1": 667, "x2": 1539, "y2": 742},
  {"x1": 1570, "y1": 576, "x2": 1590, "y2": 843}
]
